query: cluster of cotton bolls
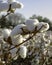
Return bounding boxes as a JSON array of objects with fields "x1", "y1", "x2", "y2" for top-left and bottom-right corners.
[
  {"x1": 0, "y1": 10, "x2": 51, "y2": 65},
  {"x1": 0, "y1": 0, "x2": 24, "y2": 12},
  {"x1": 0, "y1": 1, "x2": 52, "y2": 65},
  {"x1": 30, "y1": 32, "x2": 52, "y2": 65}
]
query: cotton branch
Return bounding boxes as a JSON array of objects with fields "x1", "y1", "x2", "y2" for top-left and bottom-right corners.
[{"x1": 8, "y1": 25, "x2": 43, "y2": 51}]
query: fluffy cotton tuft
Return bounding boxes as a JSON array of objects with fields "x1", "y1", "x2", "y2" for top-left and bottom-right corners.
[
  {"x1": 25, "y1": 19, "x2": 39, "y2": 32},
  {"x1": 37, "y1": 22, "x2": 49, "y2": 32},
  {"x1": 0, "y1": 0, "x2": 24, "y2": 11},
  {"x1": 10, "y1": 24, "x2": 26, "y2": 37},
  {"x1": 11, "y1": 1, "x2": 24, "y2": 9},
  {"x1": 19, "y1": 46, "x2": 27, "y2": 59},
  {"x1": 7, "y1": 0, "x2": 24, "y2": 8},
  {"x1": 2, "y1": 29, "x2": 11, "y2": 40},
  {"x1": 11, "y1": 34, "x2": 23, "y2": 45}
]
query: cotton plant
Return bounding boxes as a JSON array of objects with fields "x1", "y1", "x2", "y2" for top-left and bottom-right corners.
[
  {"x1": 2, "y1": 20, "x2": 50, "y2": 53},
  {"x1": 2, "y1": 19, "x2": 50, "y2": 46},
  {"x1": 0, "y1": 0, "x2": 52, "y2": 65},
  {"x1": 2, "y1": 24, "x2": 52, "y2": 64}
]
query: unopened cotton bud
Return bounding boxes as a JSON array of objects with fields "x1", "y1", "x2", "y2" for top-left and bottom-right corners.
[{"x1": 19, "y1": 46, "x2": 27, "y2": 59}]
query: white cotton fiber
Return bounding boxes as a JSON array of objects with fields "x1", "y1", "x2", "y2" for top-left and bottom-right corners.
[
  {"x1": 19, "y1": 46, "x2": 27, "y2": 59},
  {"x1": 25, "y1": 19, "x2": 39, "y2": 32}
]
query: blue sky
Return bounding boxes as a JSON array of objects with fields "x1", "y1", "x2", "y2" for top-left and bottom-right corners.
[{"x1": 16, "y1": 0, "x2": 52, "y2": 20}]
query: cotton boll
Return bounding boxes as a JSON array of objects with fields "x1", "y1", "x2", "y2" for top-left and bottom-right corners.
[
  {"x1": 2, "y1": 29, "x2": 11, "y2": 40},
  {"x1": 43, "y1": 32, "x2": 51, "y2": 42},
  {"x1": 7, "y1": 0, "x2": 24, "y2": 9},
  {"x1": 43, "y1": 22, "x2": 49, "y2": 31},
  {"x1": 10, "y1": 24, "x2": 26, "y2": 37},
  {"x1": 37, "y1": 22, "x2": 44, "y2": 30},
  {"x1": 25, "y1": 19, "x2": 39, "y2": 32},
  {"x1": 11, "y1": 1, "x2": 24, "y2": 9},
  {"x1": 11, "y1": 34, "x2": 24, "y2": 45},
  {"x1": 43, "y1": 33, "x2": 50, "y2": 42},
  {"x1": 37, "y1": 22, "x2": 49, "y2": 32},
  {"x1": 19, "y1": 46, "x2": 27, "y2": 59},
  {"x1": 10, "y1": 24, "x2": 27, "y2": 45}
]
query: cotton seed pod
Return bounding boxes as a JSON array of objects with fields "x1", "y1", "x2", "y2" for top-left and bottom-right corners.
[
  {"x1": 37, "y1": 22, "x2": 49, "y2": 32},
  {"x1": 19, "y1": 46, "x2": 27, "y2": 59},
  {"x1": 25, "y1": 19, "x2": 39, "y2": 32}
]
